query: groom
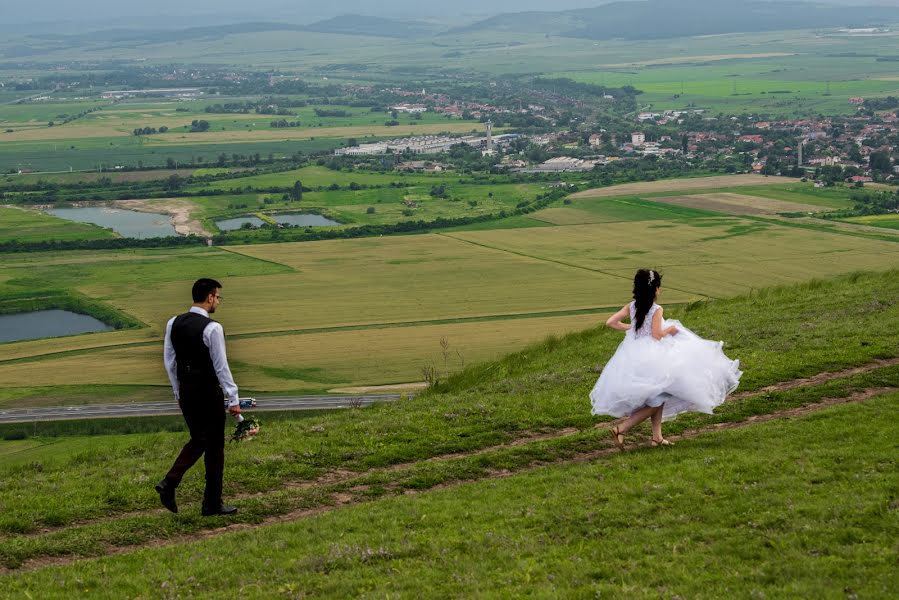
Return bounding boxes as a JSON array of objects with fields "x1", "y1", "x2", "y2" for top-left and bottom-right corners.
[{"x1": 156, "y1": 278, "x2": 240, "y2": 516}]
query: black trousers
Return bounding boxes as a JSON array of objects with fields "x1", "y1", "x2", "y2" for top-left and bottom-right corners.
[{"x1": 165, "y1": 385, "x2": 226, "y2": 508}]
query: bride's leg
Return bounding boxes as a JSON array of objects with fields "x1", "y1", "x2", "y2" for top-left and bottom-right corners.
[
  {"x1": 618, "y1": 405, "x2": 657, "y2": 434},
  {"x1": 651, "y1": 405, "x2": 663, "y2": 440}
]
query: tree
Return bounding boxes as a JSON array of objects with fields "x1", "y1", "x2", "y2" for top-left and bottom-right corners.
[
  {"x1": 291, "y1": 180, "x2": 303, "y2": 201},
  {"x1": 869, "y1": 150, "x2": 892, "y2": 174},
  {"x1": 163, "y1": 174, "x2": 184, "y2": 192}
]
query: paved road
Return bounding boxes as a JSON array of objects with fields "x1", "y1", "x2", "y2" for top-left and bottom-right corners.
[{"x1": 0, "y1": 395, "x2": 405, "y2": 423}]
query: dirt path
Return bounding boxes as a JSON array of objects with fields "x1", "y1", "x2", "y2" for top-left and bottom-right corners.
[{"x1": 3, "y1": 374, "x2": 895, "y2": 575}]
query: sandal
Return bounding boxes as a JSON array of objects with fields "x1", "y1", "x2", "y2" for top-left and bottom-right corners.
[
  {"x1": 610, "y1": 426, "x2": 625, "y2": 449},
  {"x1": 650, "y1": 437, "x2": 673, "y2": 447}
]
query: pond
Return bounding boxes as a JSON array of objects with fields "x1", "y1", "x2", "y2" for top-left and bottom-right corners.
[
  {"x1": 215, "y1": 216, "x2": 267, "y2": 231},
  {"x1": 0, "y1": 310, "x2": 114, "y2": 343},
  {"x1": 216, "y1": 213, "x2": 339, "y2": 231},
  {"x1": 275, "y1": 214, "x2": 340, "y2": 227},
  {"x1": 47, "y1": 207, "x2": 177, "y2": 238}
]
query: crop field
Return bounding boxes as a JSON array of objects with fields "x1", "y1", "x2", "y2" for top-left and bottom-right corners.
[
  {"x1": 3, "y1": 174, "x2": 899, "y2": 402},
  {"x1": 0, "y1": 168, "x2": 209, "y2": 187},
  {"x1": 443, "y1": 216, "x2": 899, "y2": 298},
  {"x1": 568, "y1": 175, "x2": 795, "y2": 199},
  {"x1": 650, "y1": 192, "x2": 826, "y2": 216},
  {"x1": 555, "y1": 45, "x2": 899, "y2": 115},
  {"x1": 189, "y1": 165, "x2": 434, "y2": 192},
  {"x1": 843, "y1": 214, "x2": 899, "y2": 230},
  {"x1": 0, "y1": 96, "x2": 480, "y2": 172},
  {"x1": 0, "y1": 207, "x2": 114, "y2": 243},
  {"x1": 0, "y1": 137, "x2": 342, "y2": 173}
]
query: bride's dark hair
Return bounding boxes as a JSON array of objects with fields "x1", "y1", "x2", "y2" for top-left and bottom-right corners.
[{"x1": 632, "y1": 268, "x2": 662, "y2": 332}]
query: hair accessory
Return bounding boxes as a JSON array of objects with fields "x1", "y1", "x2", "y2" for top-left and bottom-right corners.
[{"x1": 648, "y1": 270, "x2": 655, "y2": 285}]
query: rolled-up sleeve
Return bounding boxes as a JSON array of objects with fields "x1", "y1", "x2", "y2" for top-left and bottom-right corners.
[
  {"x1": 163, "y1": 317, "x2": 179, "y2": 401},
  {"x1": 203, "y1": 322, "x2": 239, "y2": 406}
]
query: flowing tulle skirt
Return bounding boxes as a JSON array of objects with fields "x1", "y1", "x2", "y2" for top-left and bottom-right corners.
[{"x1": 589, "y1": 319, "x2": 742, "y2": 420}]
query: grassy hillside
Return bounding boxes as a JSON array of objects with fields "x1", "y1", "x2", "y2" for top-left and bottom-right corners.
[
  {"x1": 5, "y1": 393, "x2": 896, "y2": 597},
  {"x1": 0, "y1": 269, "x2": 897, "y2": 585}
]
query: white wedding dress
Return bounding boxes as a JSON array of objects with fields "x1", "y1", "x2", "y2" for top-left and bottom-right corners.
[{"x1": 589, "y1": 302, "x2": 742, "y2": 420}]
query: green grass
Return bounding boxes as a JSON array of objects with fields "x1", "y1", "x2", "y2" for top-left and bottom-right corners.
[
  {"x1": 844, "y1": 214, "x2": 899, "y2": 230},
  {"x1": 0, "y1": 269, "x2": 896, "y2": 571},
  {"x1": 534, "y1": 195, "x2": 720, "y2": 225},
  {"x1": 0, "y1": 206, "x2": 115, "y2": 242},
  {"x1": 0, "y1": 246, "x2": 292, "y2": 297},
  {"x1": 2, "y1": 390, "x2": 897, "y2": 595}
]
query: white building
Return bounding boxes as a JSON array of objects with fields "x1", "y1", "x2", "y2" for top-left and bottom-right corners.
[
  {"x1": 631, "y1": 132, "x2": 646, "y2": 145},
  {"x1": 533, "y1": 157, "x2": 597, "y2": 172},
  {"x1": 390, "y1": 104, "x2": 428, "y2": 114}
]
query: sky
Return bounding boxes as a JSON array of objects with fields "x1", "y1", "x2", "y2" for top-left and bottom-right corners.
[{"x1": 2, "y1": 0, "x2": 893, "y2": 28}]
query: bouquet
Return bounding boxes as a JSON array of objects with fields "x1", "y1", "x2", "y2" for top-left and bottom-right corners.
[{"x1": 231, "y1": 415, "x2": 261, "y2": 442}]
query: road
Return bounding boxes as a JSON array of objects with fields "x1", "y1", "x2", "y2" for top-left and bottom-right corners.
[
  {"x1": 2, "y1": 91, "x2": 54, "y2": 105},
  {"x1": 0, "y1": 395, "x2": 405, "y2": 424}
]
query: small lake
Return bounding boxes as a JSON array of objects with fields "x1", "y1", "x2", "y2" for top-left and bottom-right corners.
[
  {"x1": 276, "y1": 214, "x2": 339, "y2": 227},
  {"x1": 47, "y1": 207, "x2": 177, "y2": 238},
  {"x1": 216, "y1": 216, "x2": 267, "y2": 231},
  {"x1": 0, "y1": 310, "x2": 113, "y2": 343},
  {"x1": 216, "y1": 214, "x2": 339, "y2": 231}
]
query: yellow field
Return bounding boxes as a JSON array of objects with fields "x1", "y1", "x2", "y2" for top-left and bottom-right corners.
[
  {"x1": 94, "y1": 235, "x2": 648, "y2": 336},
  {"x1": 653, "y1": 192, "x2": 824, "y2": 215},
  {"x1": 443, "y1": 219, "x2": 899, "y2": 298},
  {"x1": 4, "y1": 183, "x2": 899, "y2": 400},
  {"x1": 140, "y1": 122, "x2": 485, "y2": 145},
  {"x1": 0, "y1": 313, "x2": 602, "y2": 391},
  {"x1": 1, "y1": 115, "x2": 485, "y2": 143},
  {"x1": 598, "y1": 52, "x2": 796, "y2": 68},
  {"x1": 568, "y1": 175, "x2": 795, "y2": 199}
]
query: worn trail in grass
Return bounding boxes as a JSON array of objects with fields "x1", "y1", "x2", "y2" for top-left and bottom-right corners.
[{"x1": 2, "y1": 359, "x2": 896, "y2": 573}]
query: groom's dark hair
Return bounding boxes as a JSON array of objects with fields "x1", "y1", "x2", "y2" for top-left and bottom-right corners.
[{"x1": 192, "y1": 278, "x2": 222, "y2": 303}]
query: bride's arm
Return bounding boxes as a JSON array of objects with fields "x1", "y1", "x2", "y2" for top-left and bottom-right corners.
[
  {"x1": 651, "y1": 308, "x2": 678, "y2": 340},
  {"x1": 605, "y1": 304, "x2": 632, "y2": 331}
]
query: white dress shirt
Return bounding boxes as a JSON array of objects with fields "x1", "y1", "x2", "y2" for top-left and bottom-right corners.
[{"x1": 164, "y1": 306, "x2": 239, "y2": 407}]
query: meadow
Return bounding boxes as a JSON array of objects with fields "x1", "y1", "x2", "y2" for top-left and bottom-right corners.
[
  {"x1": 0, "y1": 269, "x2": 897, "y2": 596},
  {"x1": 0, "y1": 206, "x2": 114, "y2": 243},
  {"x1": 2, "y1": 176, "x2": 899, "y2": 404}
]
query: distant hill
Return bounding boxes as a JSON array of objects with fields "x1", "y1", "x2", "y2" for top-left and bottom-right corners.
[
  {"x1": 41, "y1": 17, "x2": 443, "y2": 48},
  {"x1": 303, "y1": 15, "x2": 444, "y2": 38},
  {"x1": 457, "y1": 0, "x2": 899, "y2": 40}
]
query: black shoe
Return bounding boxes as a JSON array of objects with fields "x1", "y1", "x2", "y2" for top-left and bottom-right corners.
[
  {"x1": 155, "y1": 479, "x2": 178, "y2": 514},
  {"x1": 201, "y1": 504, "x2": 238, "y2": 517}
]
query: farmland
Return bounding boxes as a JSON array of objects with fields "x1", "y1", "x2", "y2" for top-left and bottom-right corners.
[
  {"x1": 2, "y1": 176, "x2": 899, "y2": 404},
  {"x1": 0, "y1": 93, "x2": 483, "y2": 172}
]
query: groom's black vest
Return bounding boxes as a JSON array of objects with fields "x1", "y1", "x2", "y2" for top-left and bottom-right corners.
[{"x1": 171, "y1": 312, "x2": 220, "y2": 396}]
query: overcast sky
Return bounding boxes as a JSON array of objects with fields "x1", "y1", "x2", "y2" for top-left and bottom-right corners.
[{"x1": 2, "y1": 0, "x2": 892, "y2": 28}]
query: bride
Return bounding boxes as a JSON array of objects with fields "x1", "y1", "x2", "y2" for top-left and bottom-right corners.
[{"x1": 589, "y1": 269, "x2": 742, "y2": 448}]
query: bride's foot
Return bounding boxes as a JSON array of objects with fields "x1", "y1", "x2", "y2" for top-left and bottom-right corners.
[
  {"x1": 610, "y1": 426, "x2": 625, "y2": 449},
  {"x1": 650, "y1": 437, "x2": 673, "y2": 447}
]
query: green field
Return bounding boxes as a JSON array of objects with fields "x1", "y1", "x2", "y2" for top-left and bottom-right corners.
[
  {"x1": 0, "y1": 206, "x2": 115, "y2": 242},
  {"x1": 0, "y1": 270, "x2": 897, "y2": 596},
  {"x1": 844, "y1": 213, "x2": 899, "y2": 230},
  {"x1": 1, "y1": 177, "x2": 899, "y2": 402}
]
